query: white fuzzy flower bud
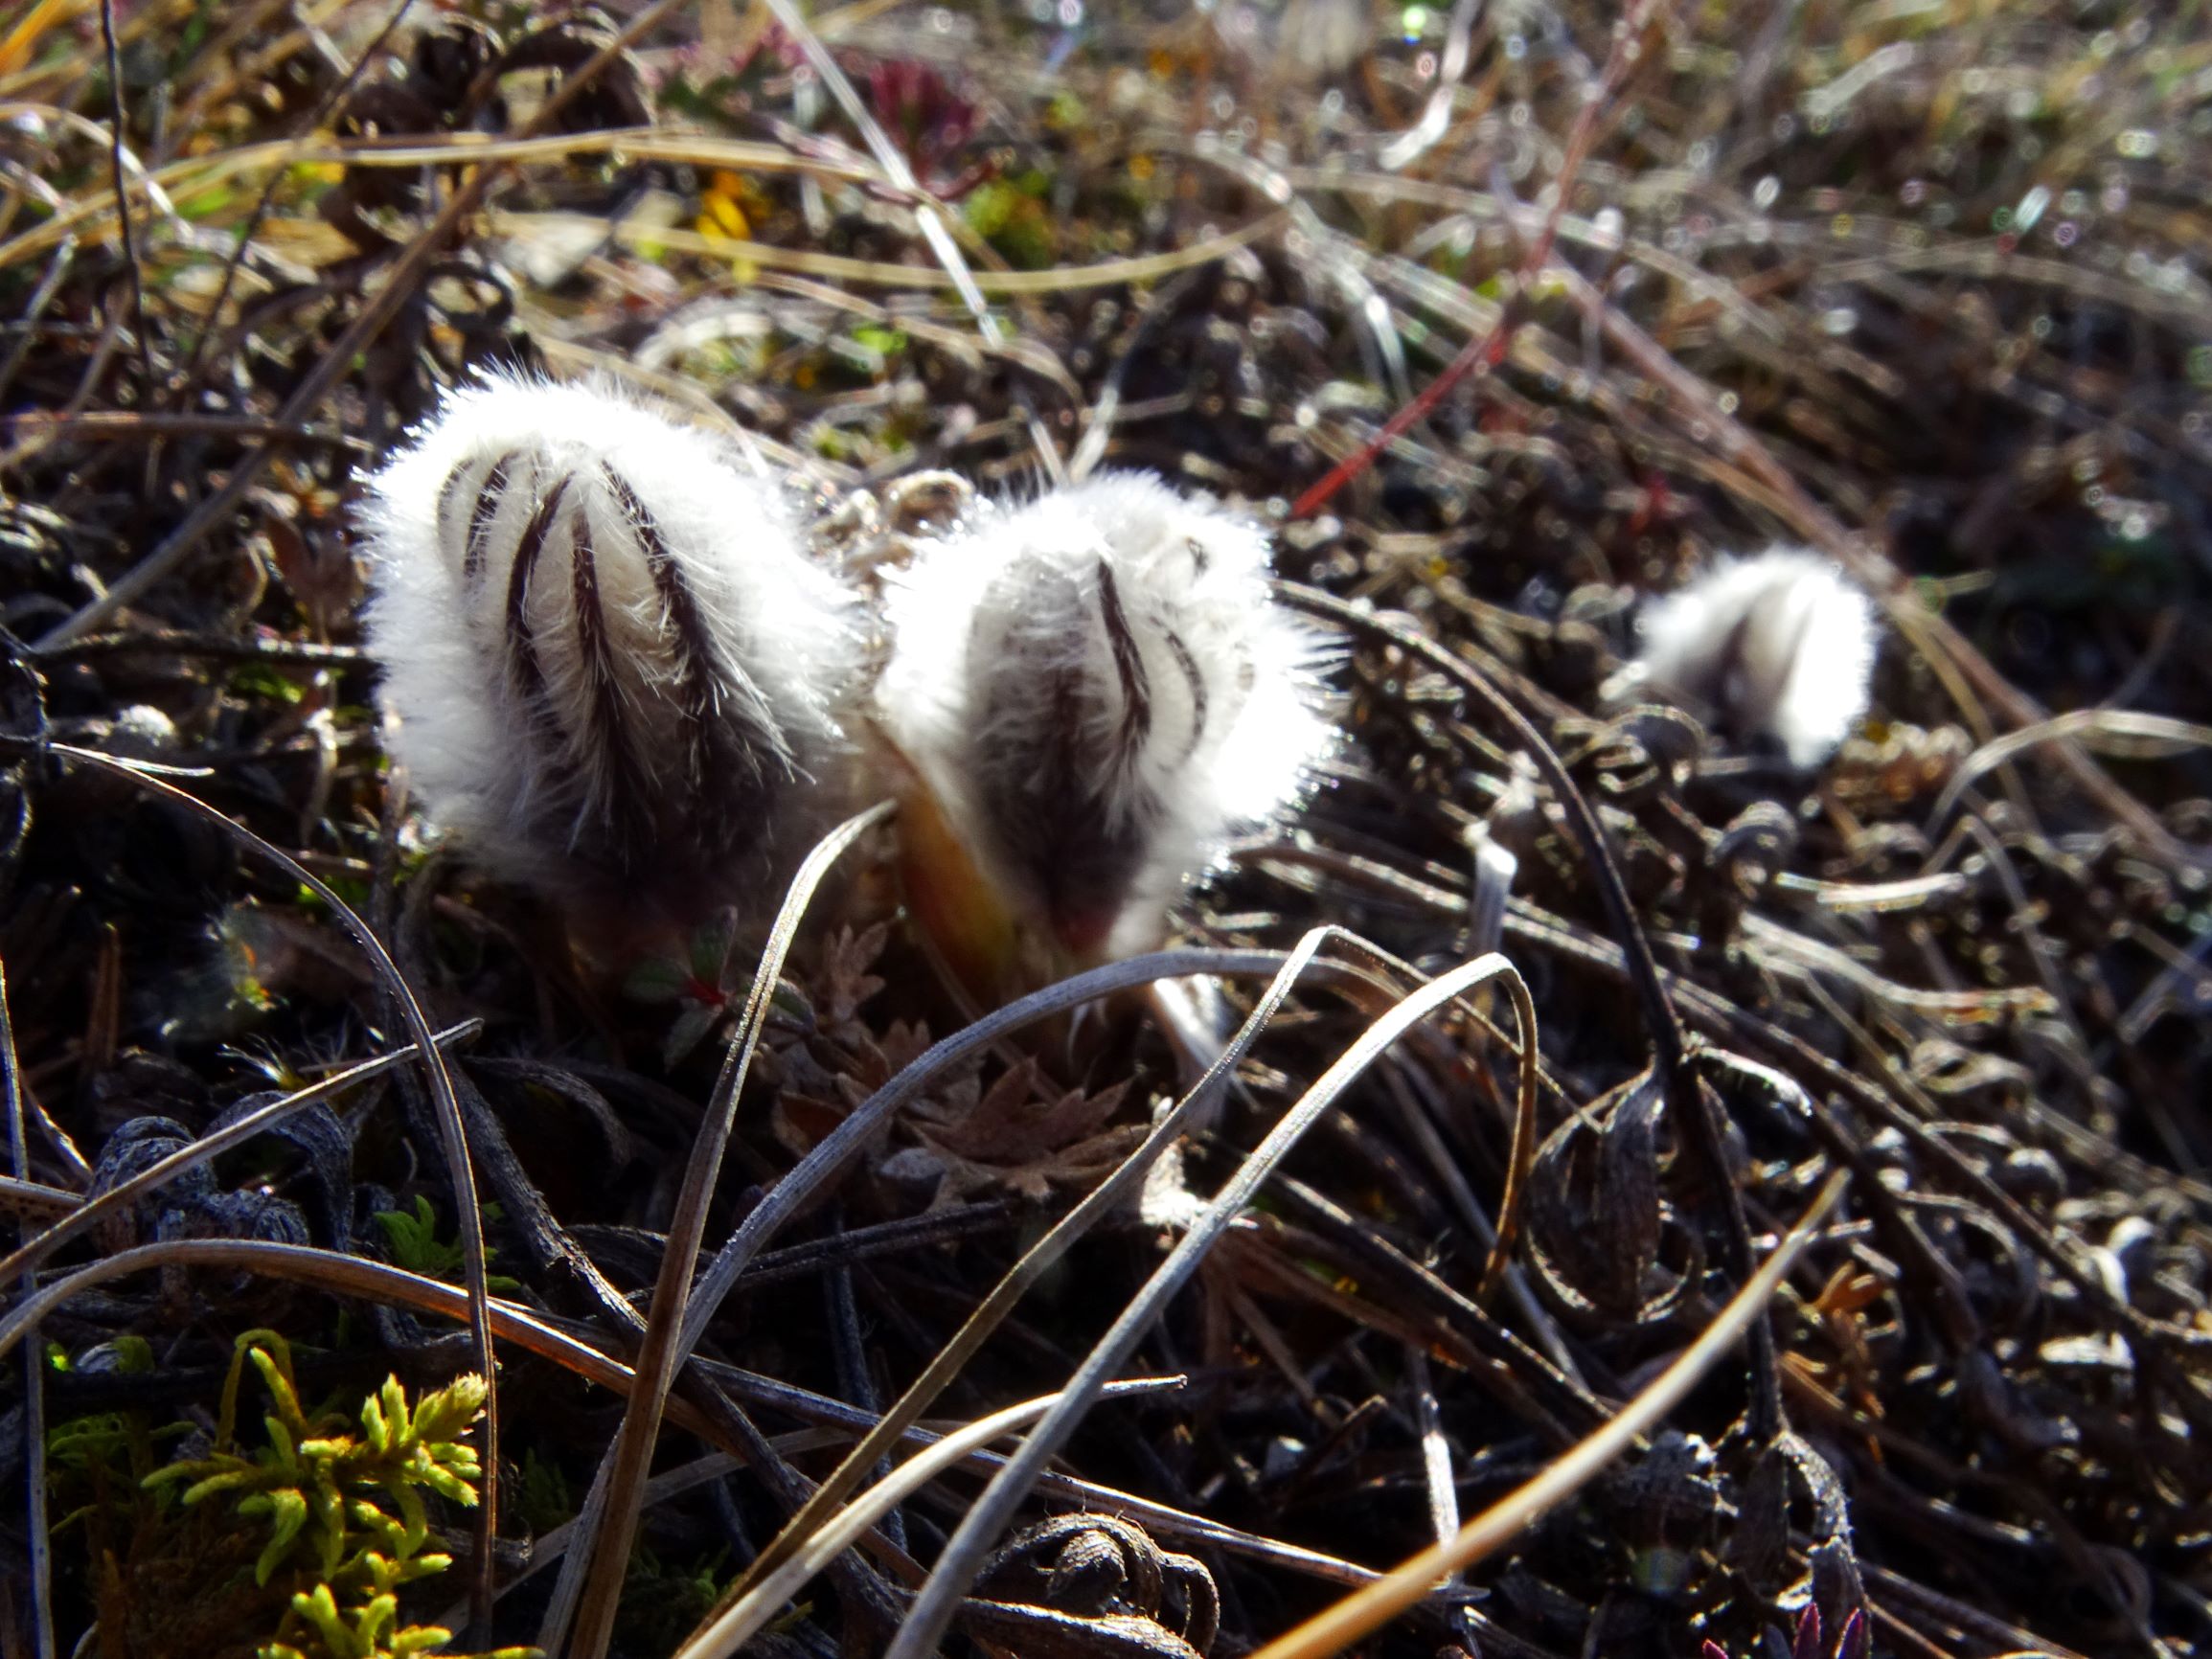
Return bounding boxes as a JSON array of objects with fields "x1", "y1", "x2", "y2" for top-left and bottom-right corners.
[
  {"x1": 355, "y1": 371, "x2": 859, "y2": 918},
  {"x1": 874, "y1": 472, "x2": 1332, "y2": 991},
  {"x1": 1632, "y1": 548, "x2": 1879, "y2": 768}
]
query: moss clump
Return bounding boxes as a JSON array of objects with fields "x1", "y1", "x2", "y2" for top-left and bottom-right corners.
[{"x1": 54, "y1": 1330, "x2": 533, "y2": 1659}]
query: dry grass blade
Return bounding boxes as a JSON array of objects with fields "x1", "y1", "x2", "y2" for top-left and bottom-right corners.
[
  {"x1": 559, "y1": 210, "x2": 1293, "y2": 294},
  {"x1": 1245, "y1": 1169, "x2": 1853, "y2": 1659},
  {"x1": 673, "y1": 946, "x2": 1375, "y2": 1357},
  {"x1": 30, "y1": 0, "x2": 690, "y2": 648},
  {"x1": 687, "y1": 1376, "x2": 1186, "y2": 1659},
  {"x1": 3, "y1": 966, "x2": 55, "y2": 1659},
  {"x1": 1379, "y1": 0, "x2": 1488, "y2": 170},
  {"x1": 708, "y1": 925, "x2": 1371, "y2": 1625},
  {"x1": 1926, "y1": 708, "x2": 2212, "y2": 836},
  {"x1": 0, "y1": 1020, "x2": 477, "y2": 1285},
  {"x1": 0, "y1": 130, "x2": 886, "y2": 272},
  {"x1": 0, "y1": 1238, "x2": 636, "y2": 1410},
  {"x1": 881, "y1": 949, "x2": 1539, "y2": 1659},
  {"x1": 558, "y1": 801, "x2": 894, "y2": 1659},
  {"x1": 1291, "y1": 0, "x2": 1665, "y2": 520},
  {"x1": 751, "y1": 0, "x2": 1066, "y2": 483},
  {"x1": 34, "y1": 742, "x2": 503, "y2": 1620},
  {"x1": 1405, "y1": 1346, "x2": 1460, "y2": 1570},
  {"x1": 94, "y1": 0, "x2": 150, "y2": 403},
  {"x1": 0, "y1": 1174, "x2": 76, "y2": 1221},
  {"x1": 0, "y1": 1235, "x2": 967, "y2": 1467}
]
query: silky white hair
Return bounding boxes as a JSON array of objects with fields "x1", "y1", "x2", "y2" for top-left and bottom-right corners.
[
  {"x1": 1633, "y1": 549, "x2": 1879, "y2": 768},
  {"x1": 876, "y1": 471, "x2": 1332, "y2": 959},
  {"x1": 356, "y1": 369, "x2": 859, "y2": 913}
]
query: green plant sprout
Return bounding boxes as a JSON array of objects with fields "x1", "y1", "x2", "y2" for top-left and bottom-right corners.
[
  {"x1": 372, "y1": 1196, "x2": 519, "y2": 1293},
  {"x1": 142, "y1": 1329, "x2": 535, "y2": 1659}
]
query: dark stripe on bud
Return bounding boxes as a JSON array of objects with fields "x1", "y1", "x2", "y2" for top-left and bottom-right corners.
[
  {"x1": 465, "y1": 450, "x2": 522, "y2": 584},
  {"x1": 1162, "y1": 625, "x2": 1208, "y2": 768},
  {"x1": 503, "y1": 475, "x2": 568, "y2": 711},
  {"x1": 605, "y1": 466, "x2": 723, "y2": 796},
  {"x1": 1094, "y1": 559, "x2": 1152, "y2": 778},
  {"x1": 568, "y1": 493, "x2": 650, "y2": 845}
]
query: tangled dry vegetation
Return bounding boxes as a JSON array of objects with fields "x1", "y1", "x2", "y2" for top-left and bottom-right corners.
[{"x1": 3, "y1": 1, "x2": 2212, "y2": 1656}]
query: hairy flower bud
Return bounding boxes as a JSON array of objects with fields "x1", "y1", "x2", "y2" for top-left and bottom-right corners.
[
  {"x1": 1632, "y1": 549, "x2": 1878, "y2": 768},
  {"x1": 874, "y1": 473, "x2": 1331, "y2": 995},
  {"x1": 356, "y1": 371, "x2": 859, "y2": 920}
]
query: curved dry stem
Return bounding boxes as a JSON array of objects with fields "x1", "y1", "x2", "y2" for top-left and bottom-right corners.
[
  {"x1": 559, "y1": 801, "x2": 894, "y2": 1659},
  {"x1": 1926, "y1": 708, "x2": 2212, "y2": 839},
  {"x1": 3, "y1": 966, "x2": 55, "y2": 1659},
  {"x1": 881, "y1": 949, "x2": 1540, "y2": 1659},
  {"x1": 0, "y1": 1238, "x2": 665, "y2": 1414},
  {"x1": 0, "y1": 1020, "x2": 478, "y2": 1286},
  {"x1": 1247, "y1": 1169, "x2": 1853, "y2": 1659},
  {"x1": 30, "y1": 0, "x2": 692, "y2": 650},
  {"x1": 1474, "y1": 959, "x2": 1540, "y2": 1299},
  {"x1": 685, "y1": 1377, "x2": 1185, "y2": 1659},
  {"x1": 1274, "y1": 583, "x2": 1683, "y2": 1071},
  {"x1": 39, "y1": 742, "x2": 503, "y2": 1614},
  {"x1": 711, "y1": 925, "x2": 1381, "y2": 1624}
]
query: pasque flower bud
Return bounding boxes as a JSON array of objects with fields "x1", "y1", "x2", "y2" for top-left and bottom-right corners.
[
  {"x1": 873, "y1": 472, "x2": 1330, "y2": 997},
  {"x1": 1632, "y1": 549, "x2": 1878, "y2": 768},
  {"x1": 356, "y1": 371, "x2": 859, "y2": 921}
]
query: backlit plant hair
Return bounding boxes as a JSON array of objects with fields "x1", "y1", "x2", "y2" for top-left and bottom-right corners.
[
  {"x1": 874, "y1": 471, "x2": 1332, "y2": 994},
  {"x1": 356, "y1": 370, "x2": 859, "y2": 920}
]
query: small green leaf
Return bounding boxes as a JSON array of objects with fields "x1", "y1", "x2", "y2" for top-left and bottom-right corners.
[
  {"x1": 622, "y1": 954, "x2": 690, "y2": 1004},
  {"x1": 417, "y1": 1463, "x2": 477, "y2": 1506},
  {"x1": 173, "y1": 1468, "x2": 259, "y2": 1506},
  {"x1": 662, "y1": 1000, "x2": 722, "y2": 1068},
  {"x1": 291, "y1": 1582, "x2": 347, "y2": 1650},
  {"x1": 357, "y1": 1591, "x2": 400, "y2": 1652},
  {"x1": 250, "y1": 1343, "x2": 307, "y2": 1432},
  {"x1": 262, "y1": 1414, "x2": 297, "y2": 1466},
  {"x1": 409, "y1": 1375, "x2": 487, "y2": 1445},
  {"x1": 253, "y1": 1487, "x2": 310, "y2": 1584},
  {"x1": 379, "y1": 1375, "x2": 412, "y2": 1445},
  {"x1": 360, "y1": 1389, "x2": 389, "y2": 1452},
  {"x1": 689, "y1": 913, "x2": 738, "y2": 980}
]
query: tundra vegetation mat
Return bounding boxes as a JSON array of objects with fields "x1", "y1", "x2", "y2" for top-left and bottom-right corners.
[{"x1": 2, "y1": 2, "x2": 2210, "y2": 1657}]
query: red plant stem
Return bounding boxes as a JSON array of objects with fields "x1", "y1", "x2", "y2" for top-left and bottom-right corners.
[{"x1": 1291, "y1": 0, "x2": 1665, "y2": 520}]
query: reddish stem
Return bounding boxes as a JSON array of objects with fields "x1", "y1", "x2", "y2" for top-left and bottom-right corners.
[{"x1": 1291, "y1": 0, "x2": 1665, "y2": 521}]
